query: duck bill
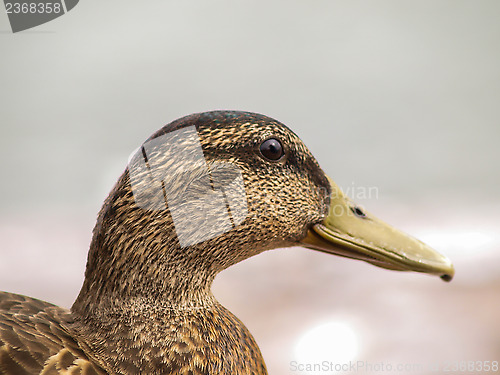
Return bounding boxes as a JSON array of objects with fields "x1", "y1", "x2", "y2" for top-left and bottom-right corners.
[{"x1": 301, "y1": 178, "x2": 454, "y2": 282}]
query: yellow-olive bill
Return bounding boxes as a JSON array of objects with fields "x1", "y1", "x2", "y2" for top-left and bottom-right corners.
[{"x1": 301, "y1": 177, "x2": 454, "y2": 282}]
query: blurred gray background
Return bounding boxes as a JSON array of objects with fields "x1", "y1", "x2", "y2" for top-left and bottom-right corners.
[{"x1": 1, "y1": 1, "x2": 499, "y2": 374}]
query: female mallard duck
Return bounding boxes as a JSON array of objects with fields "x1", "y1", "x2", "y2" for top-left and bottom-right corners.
[{"x1": 0, "y1": 111, "x2": 454, "y2": 375}]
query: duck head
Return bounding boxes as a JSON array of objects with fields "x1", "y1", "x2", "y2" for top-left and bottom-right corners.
[{"x1": 75, "y1": 111, "x2": 453, "y2": 311}]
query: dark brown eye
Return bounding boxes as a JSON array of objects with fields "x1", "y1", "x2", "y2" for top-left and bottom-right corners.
[{"x1": 259, "y1": 138, "x2": 284, "y2": 161}]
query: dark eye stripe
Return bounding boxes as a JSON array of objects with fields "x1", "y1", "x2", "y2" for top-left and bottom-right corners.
[{"x1": 259, "y1": 138, "x2": 284, "y2": 161}]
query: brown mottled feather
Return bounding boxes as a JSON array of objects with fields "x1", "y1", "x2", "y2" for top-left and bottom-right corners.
[
  {"x1": 0, "y1": 292, "x2": 105, "y2": 375},
  {"x1": 1, "y1": 111, "x2": 331, "y2": 374}
]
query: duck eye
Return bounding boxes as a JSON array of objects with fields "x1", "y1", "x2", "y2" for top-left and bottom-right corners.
[
  {"x1": 259, "y1": 138, "x2": 284, "y2": 161},
  {"x1": 351, "y1": 205, "x2": 367, "y2": 218}
]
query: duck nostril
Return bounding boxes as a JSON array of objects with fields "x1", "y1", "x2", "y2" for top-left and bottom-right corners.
[{"x1": 350, "y1": 206, "x2": 366, "y2": 218}]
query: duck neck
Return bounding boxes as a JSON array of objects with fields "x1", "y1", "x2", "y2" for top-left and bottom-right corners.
[
  {"x1": 75, "y1": 173, "x2": 228, "y2": 318},
  {"x1": 69, "y1": 214, "x2": 269, "y2": 375},
  {"x1": 72, "y1": 238, "x2": 218, "y2": 318},
  {"x1": 68, "y1": 172, "x2": 271, "y2": 374},
  {"x1": 72, "y1": 195, "x2": 220, "y2": 318}
]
